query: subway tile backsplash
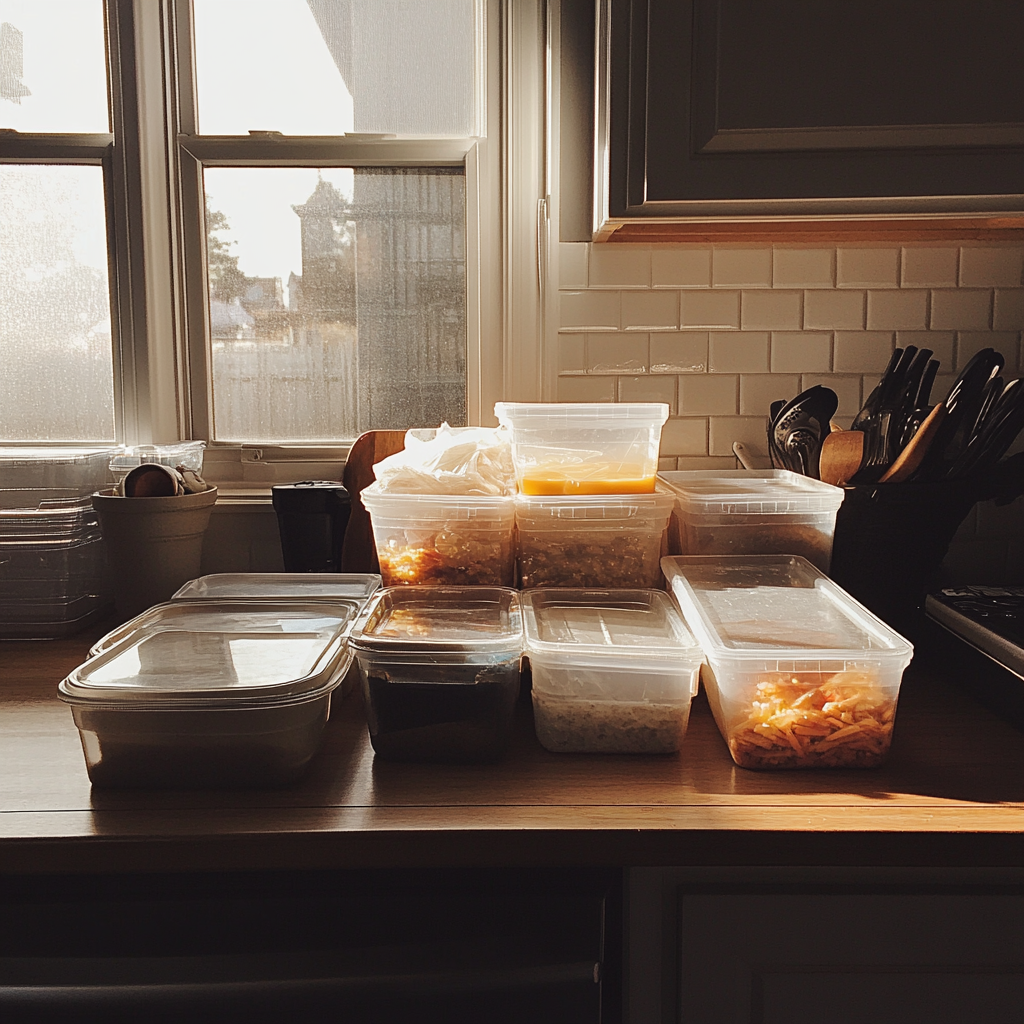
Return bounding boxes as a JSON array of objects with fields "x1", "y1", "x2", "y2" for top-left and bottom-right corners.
[{"x1": 555, "y1": 241, "x2": 1024, "y2": 583}]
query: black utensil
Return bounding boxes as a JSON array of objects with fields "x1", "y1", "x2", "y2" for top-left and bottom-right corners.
[
  {"x1": 949, "y1": 378, "x2": 1024, "y2": 477},
  {"x1": 771, "y1": 385, "x2": 839, "y2": 479},
  {"x1": 919, "y1": 348, "x2": 1004, "y2": 478},
  {"x1": 899, "y1": 357, "x2": 942, "y2": 451},
  {"x1": 854, "y1": 346, "x2": 920, "y2": 482}
]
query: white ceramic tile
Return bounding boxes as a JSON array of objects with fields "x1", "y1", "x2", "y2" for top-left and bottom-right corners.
[
  {"x1": 976, "y1": 496, "x2": 1024, "y2": 540},
  {"x1": 679, "y1": 374, "x2": 738, "y2": 415},
  {"x1": 660, "y1": 417, "x2": 708, "y2": 456},
  {"x1": 558, "y1": 243, "x2": 589, "y2": 289},
  {"x1": 741, "y1": 290, "x2": 802, "y2": 330},
  {"x1": 901, "y1": 247, "x2": 957, "y2": 287},
  {"x1": 895, "y1": 331, "x2": 955, "y2": 374},
  {"x1": 957, "y1": 331, "x2": 1020, "y2": 375},
  {"x1": 772, "y1": 249, "x2": 834, "y2": 288},
  {"x1": 650, "y1": 333, "x2": 708, "y2": 373},
  {"x1": 619, "y1": 374, "x2": 677, "y2": 409},
  {"x1": 836, "y1": 248, "x2": 899, "y2": 288},
  {"x1": 558, "y1": 334, "x2": 587, "y2": 374},
  {"x1": 658, "y1": 456, "x2": 678, "y2": 472},
  {"x1": 803, "y1": 289, "x2": 865, "y2": 330},
  {"x1": 680, "y1": 290, "x2": 740, "y2": 328},
  {"x1": 833, "y1": 331, "x2": 894, "y2": 373},
  {"x1": 556, "y1": 375, "x2": 616, "y2": 402},
  {"x1": 959, "y1": 247, "x2": 1024, "y2": 288},
  {"x1": 866, "y1": 290, "x2": 928, "y2": 330},
  {"x1": 709, "y1": 332, "x2": 769, "y2": 373},
  {"x1": 799, "y1": 374, "x2": 862, "y2": 417},
  {"x1": 621, "y1": 290, "x2": 678, "y2": 330},
  {"x1": 930, "y1": 289, "x2": 992, "y2": 330},
  {"x1": 589, "y1": 245, "x2": 651, "y2": 288},
  {"x1": 652, "y1": 248, "x2": 711, "y2": 288},
  {"x1": 708, "y1": 417, "x2": 770, "y2": 458},
  {"x1": 739, "y1": 374, "x2": 800, "y2": 416},
  {"x1": 559, "y1": 290, "x2": 620, "y2": 330},
  {"x1": 587, "y1": 334, "x2": 649, "y2": 374},
  {"x1": 712, "y1": 248, "x2": 772, "y2": 287},
  {"x1": 994, "y1": 290, "x2": 1024, "y2": 330},
  {"x1": 770, "y1": 332, "x2": 831, "y2": 373}
]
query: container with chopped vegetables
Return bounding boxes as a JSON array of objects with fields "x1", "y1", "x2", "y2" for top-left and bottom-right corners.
[{"x1": 662, "y1": 554, "x2": 913, "y2": 769}]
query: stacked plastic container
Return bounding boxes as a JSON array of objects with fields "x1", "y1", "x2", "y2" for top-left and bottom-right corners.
[
  {"x1": 0, "y1": 448, "x2": 116, "y2": 638},
  {"x1": 659, "y1": 469, "x2": 845, "y2": 572}
]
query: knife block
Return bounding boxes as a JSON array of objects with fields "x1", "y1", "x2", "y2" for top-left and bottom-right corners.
[{"x1": 830, "y1": 454, "x2": 1024, "y2": 633}]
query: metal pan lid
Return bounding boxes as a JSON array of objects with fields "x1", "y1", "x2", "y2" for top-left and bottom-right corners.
[{"x1": 65, "y1": 601, "x2": 356, "y2": 706}]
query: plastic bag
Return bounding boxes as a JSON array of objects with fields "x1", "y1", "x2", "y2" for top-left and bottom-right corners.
[{"x1": 371, "y1": 423, "x2": 515, "y2": 496}]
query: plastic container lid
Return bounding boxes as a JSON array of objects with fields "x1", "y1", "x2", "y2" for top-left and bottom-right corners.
[
  {"x1": 171, "y1": 572, "x2": 382, "y2": 602},
  {"x1": 514, "y1": 484, "x2": 675, "y2": 524},
  {"x1": 661, "y1": 554, "x2": 913, "y2": 663},
  {"x1": 108, "y1": 442, "x2": 205, "y2": 477},
  {"x1": 349, "y1": 586, "x2": 523, "y2": 655},
  {"x1": 0, "y1": 447, "x2": 115, "y2": 499},
  {"x1": 66, "y1": 600, "x2": 356, "y2": 707},
  {"x1": 360, "y1": 483, "x2": 516, "y2": 522},
  {"x1": 522, "y1": 588, "x2": 702, "y2": 699},
  {"x1": 659, "y1": 470, "x2": 844, "y2": 516},
  {"x1": 495, "y1": 402, "x2": 669, "y2": 426}
]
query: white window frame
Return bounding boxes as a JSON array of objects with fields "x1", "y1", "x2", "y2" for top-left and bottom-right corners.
[{"x1": 0, "y1": 0, "x2": 550, "y2": 484}]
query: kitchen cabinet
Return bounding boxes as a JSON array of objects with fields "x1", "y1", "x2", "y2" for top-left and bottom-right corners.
[
  {"x1": 629, "y1": 870, "x2": 1024, "y2": 1023},
  {"x1": 598, "y1": 0, "x2": 1024, "y2": 238}
]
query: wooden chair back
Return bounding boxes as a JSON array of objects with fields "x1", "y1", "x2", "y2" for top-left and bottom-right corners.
[{"x1": 340, "y1": 430, "x2": 406, "y2": 573}]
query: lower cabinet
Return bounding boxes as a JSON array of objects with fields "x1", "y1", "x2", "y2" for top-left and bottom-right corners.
[
  {"x1": 0, "y1": 867, "x2": 620, "y2": 1024},
  {"x1": 629, "y1": 869, "x2": 1024, "y2": 1024}
]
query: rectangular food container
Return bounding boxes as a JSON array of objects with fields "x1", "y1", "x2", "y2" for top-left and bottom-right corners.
[
  {"x1": 659, "y1": 470, "x2": 845, "y2": 572},
  {"x1": 494, "y1": 402, "x2": 668, "y2": 495},
  {"x1": 60, "y1": 601, "x2": 357, "y2": 787},
  {"x1": 662, "y1": 554, "x2": 913, "y2": 770},
  {"x1": 172, "y1": 572, "x2": 382, "y2": 602},
  {"x1": 0, "y1": 447, "x2": 116, "y2": 508},
  {"x1": 360, "y1": 483, "x2": 516, "y2": 587},
  {"x1": 515, "y1": 485, "x2": 675, "y2": 589},
  {"x1": 109, "y1": 441, "x2": 206, "y2": 482},
  {"x1": 522, "y1": 589, "x2": 702, "y2": 753},
  {"x1": 348, "y1": 586, "x2": 523, "y2": 762}
]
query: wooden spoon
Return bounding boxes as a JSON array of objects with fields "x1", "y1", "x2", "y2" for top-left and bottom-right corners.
[
  {"x1": 819, "y1": 430, "x2": 865, "y2": 487},
  {"x1": 879, "y1": 403, "x2": 947, "y2": 483}
]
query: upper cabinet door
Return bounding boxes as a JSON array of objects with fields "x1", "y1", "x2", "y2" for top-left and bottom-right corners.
[{"x1": 601, "y1": 0, "x2": 1024, "y2": 226}]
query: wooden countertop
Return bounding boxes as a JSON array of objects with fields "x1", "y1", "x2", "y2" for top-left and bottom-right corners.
[{"x1": 4, "y1": 623, "x2": 1024, "y2": 874}]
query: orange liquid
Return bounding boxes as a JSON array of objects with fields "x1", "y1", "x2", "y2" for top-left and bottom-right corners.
[{"x1": 519, "y1": 474, "x2": 657, "y2": 496}]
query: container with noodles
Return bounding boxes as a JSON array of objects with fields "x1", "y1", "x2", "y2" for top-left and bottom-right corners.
[{"x1": 662, "y1": 554, "x2": 913, "y2": 769}]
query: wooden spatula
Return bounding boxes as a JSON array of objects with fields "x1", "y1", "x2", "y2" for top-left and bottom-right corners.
[
  {"x1": 819, "y1": 430, "x2": 865, "y2": 487},
  {"x1": 879, "y1": 403, "x2": 947, "y2": 483}
]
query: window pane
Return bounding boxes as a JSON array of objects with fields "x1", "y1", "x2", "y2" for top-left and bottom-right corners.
[
  {"x1": 0, "y1": 166, "x2": 114, "y2": 442},
  {"x1": 0, "y1": 0, "x2": 108, "y2": 133},
  {"x1": 205, "y1": 166, "x2": 466, "y2": 442},
  {"x1": 194, "y1": 0, "x2": 480, "y2": 136}
]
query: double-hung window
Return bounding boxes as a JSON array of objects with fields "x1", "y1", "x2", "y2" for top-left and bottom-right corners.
[{"x1": 0, "y1": 0, "x2": 500, "y2": 454}]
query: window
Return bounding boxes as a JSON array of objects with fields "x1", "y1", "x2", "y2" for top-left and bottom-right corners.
[{"x1": 0, "y1": 0, "x2": 505, "y2": 455}]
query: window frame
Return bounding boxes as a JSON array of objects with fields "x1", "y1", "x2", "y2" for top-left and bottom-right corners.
[{"x1": 1, "y1": 0, "x2": 548, "y2": 476}]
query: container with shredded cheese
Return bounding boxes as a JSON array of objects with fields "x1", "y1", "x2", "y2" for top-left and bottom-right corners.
[{"x1": 662, "y1": 554, "x2": 913, "y2": 770}]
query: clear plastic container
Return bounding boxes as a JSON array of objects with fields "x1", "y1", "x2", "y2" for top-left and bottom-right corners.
[
  {"x1": 659, "y1": 470, "x2": 845, "y2": 572},
  {"x1": 494, "y1": 402, "x2": 668, "y2": 495},
  {"x1": 0, "y1": 447, "x2": 116, "y2": 508},
  {"x1": 522, "y1": 589, "x2": 702, "y2": 754},
  {"x1": 515, "y1": 485, "x2": 675, "y2": 589},
  {"x1": 59, "y1": 600, "x2": 355, "y2": 787},
  {"x1": 360, "y1": 483, "x2": 516, "y2": 587},
  {"x1": 172, "y1": 572, "x2": 382, "y2": 602},
  {"x1": 108, "y1": 441, "x2": 206, "y2": 481},
  {"x1": 348, "y1": 586, "x2": 523, "y2": 762},
  {"x1": 662, "y1": 554, "x2": 914, "y2": 770}
]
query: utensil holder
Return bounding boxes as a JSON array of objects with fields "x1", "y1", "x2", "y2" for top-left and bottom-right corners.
[{"x1": 830, "y1": 453, "x2": 1024, "y2": 631}]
